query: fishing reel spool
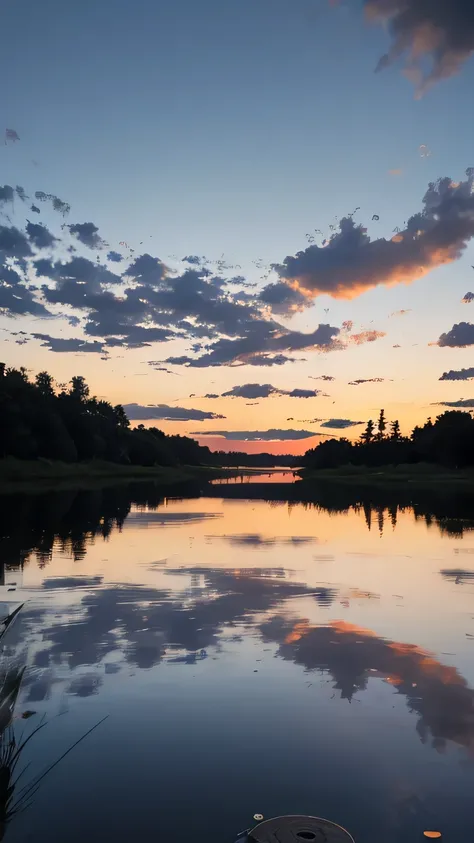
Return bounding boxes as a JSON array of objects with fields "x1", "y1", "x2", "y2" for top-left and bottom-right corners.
[{"x1": 235, "y1": 815, "x2": 355, "y2": 843}]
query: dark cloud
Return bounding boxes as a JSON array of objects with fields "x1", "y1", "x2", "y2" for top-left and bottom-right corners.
[
  {"x1": 0, "y1": 185, "x2": 14, "y2": 205},
  {"x1": 125, "y1": 253, "x2": 168, "y2": 286},
  {"x1": 16, "y1": 185, "x2": 28, "y2": 202},
  {"x1": 437, "y1": 321, "x2": 474, "y2": 347},
  {"x1": 34, "y1": 191, "x2": 70, "y2": 215},
  {"x1": 204, "y1": 393, "x2": 220, "y2": 399},
  {"x1": 32, "y1": 334, "x2": 106, "y2": 353},
  {"x1": 320, "y1": 419, "x2": 364, "y2": 429},
  {"x1": 270, "y1": 173, "x2": 474, "y2": 307},
  {"x1": 462, "y1": 292, "x2": 474, "y2": 303},
  {"x1": 0, "y1": 264, "x2": 51, "y2": 316},
  {"x1": 366, "y1": 0, "x2": 474, "y2": 95},
  {"x1": 67, "y1": 222, "x2": 103, "y2": 249},
  {"x1": 439, "y1": 367, "x2": 474, "y2": 381},
  {"x1": 182, "y1": 255, "x2": 202, "y2": 265},
  {"x1": 166, "y1": 322, "x2": 341, "y2": 368},
  {"x1": 259, "y1": 281, "x2": 308, "y2": 314},
  {"x1": 107, "y1": 251, "x2": 123, "y2": 263},
  {"x1": 193, "y1": 429, "x2": 316, "y2": 441},
  {"x1": 309, "y1": 375, "x2": 335, "y2": 382},
  {"x1": 26, "y1": 221, "x2": 56, "y2": 250},
  {"x1": 0, "y1": 225, "x2": 32, "y2": 257},
  {"x1": 435, "y1": 398, "x2": 474, "y2": 407},
  {"x1": 219, "y1": 383, "x2": 322, "y2": 400},
  {"x1": 123, "y1": 403, "x2": 225, "y2": 421},
  {"x1": 240, "y1": 353, "x2": 304, "y2": 367},
  {"x1": 348, "y1": 378, "x2": 385, "y2": 386}
]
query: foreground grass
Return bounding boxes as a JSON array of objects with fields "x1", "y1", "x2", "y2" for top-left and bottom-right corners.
[
  {"x1": 297, "y1": 462, "x2": 474, "y2": 488},
  {"x1": 0, "y1": 457, "x2": 231, "y2": 492}
]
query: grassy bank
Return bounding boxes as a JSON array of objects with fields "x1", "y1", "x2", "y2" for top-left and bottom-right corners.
[
  {"x1": 297, "y1": 462, "x2": 474, "y2": 488},
  {"x1": 0, "y1": 457, "x2": 231, "y2": 492}
]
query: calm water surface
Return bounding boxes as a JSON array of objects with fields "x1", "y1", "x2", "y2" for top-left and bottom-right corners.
[{"x1": 1, "y1": 480, "x2": 474, "y2": 843}]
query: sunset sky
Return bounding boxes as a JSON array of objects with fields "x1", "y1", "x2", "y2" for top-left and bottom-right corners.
[{"x1": 2, "y1": 0, "x2": 474, "y2": 454}]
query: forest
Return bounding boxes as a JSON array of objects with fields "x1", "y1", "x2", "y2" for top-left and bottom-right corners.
[
  {"x1": 0, "y1": 363, "x2": 214, "y2": 467},
  {"x1": 301, "y1": 409, "x2": 474, "y2": 471}
]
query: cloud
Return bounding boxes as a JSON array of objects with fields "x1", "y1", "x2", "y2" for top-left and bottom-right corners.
[
  {"x1": 166, "y1": 322, "x2": 341, "y2": 368},
  {"x1": 349, "y1": 330, "x2": 386, "y2": 344},
  {"x1": 0, "y1": 264, "x2": 51, "y2": 316},
  {"x1": 309, "y1": 375, "x2": 335, "y2": 382},
  {"x1": 32, "y1": 333, "x2": 106, "y2": 353},
  {"x1": 439, "y1": 367, "x2": 474, "y2": 381},
  {"x1": 67, "y1": 222, "x2": 103, "y2": 249},
  {"x1": 240, "y1": 353, "x2": 305, "y2": 367},
  {"x1": 435, "y1": 398, "x2": 474, "y2": 407},
  {"x1": 26, "y1": 221, "x2": 56, "y2": 250},
  {"x1": 193, "y1": 429, "x2": 317, "y2": 441},
  {"x1": 0, "y1": 225, "x2": 32, "y2": 257},
  {"x1": 320, "y1": 419, "x2": 364, "y2": 428},
  {"x1": 259, "y1": 281, "x2": 309, "y2": 314},
  {"x1": 34, "y1": 191, "x2": 70, "y2": 215},
  {"x1": 218, "y1": 383, "x2": 323, "y2": 399},
  {"x1": 390, "y1": 309, "x2": 411, "y2": 317},
  {"x1": 269, "y1": 173, "x2": 474, "y2": 307},
  {"x1": 348, "y1": 378, "x2": 385, "y2": 386},
  {"x1": 0, "y1": 185, "x2": 14, "y2": 205},
  {"x1": 107, "y1": 251, "x2": 123, "y2": 263},
  {"x1": 462, "y1": 292, "x2": 474, "y2": 303},
  {"x1": 436, "y1": 321, "x2": 474, "y2": 347},
  {"x1": 123, "y1": 403, "x2": 225, "y2": 421},
  {"x1": 365, "y1": 0, "x2": 474, "y2": 95}
]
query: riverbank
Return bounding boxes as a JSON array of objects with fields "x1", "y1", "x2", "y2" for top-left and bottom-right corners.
[
  {"x1": 297, "y1": 463, "x2": 474, "y2": 487},
  {"x1": 0, "y1": 457, "x2": 233, "y2": 492}
]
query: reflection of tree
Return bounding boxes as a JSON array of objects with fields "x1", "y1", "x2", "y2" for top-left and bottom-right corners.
[
  {"x1": 0, "y1": 481, "x2": 201, "y2": 568},
  {"x1": 261, "y1": 617, "x2": 474, "y2": 752}
]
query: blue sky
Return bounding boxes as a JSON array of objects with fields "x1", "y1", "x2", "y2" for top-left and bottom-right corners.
[{"x1": 2, "y1": 0, "x2": 474, "y2": 452}]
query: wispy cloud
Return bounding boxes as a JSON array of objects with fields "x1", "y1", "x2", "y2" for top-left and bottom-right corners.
[{"x1": 123, "y1": 404, "x2": 226, "y2": 421}]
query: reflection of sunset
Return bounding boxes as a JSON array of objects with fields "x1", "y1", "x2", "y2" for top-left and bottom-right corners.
[{"x1": 264, "y1": 617, "x2": 474, "y2": 752}]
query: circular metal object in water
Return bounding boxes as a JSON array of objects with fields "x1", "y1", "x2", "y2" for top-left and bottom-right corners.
[{"x1": 248, "y1": 815, "x2": 355, "y2": 843}]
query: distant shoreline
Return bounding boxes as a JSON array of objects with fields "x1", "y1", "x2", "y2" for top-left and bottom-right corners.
[
  {"x1": 297, "y1": 463, "x2": 474, "y2": 487},
  {"x1": 0, "y1": 458, "x2": 234, "y2": 492}
]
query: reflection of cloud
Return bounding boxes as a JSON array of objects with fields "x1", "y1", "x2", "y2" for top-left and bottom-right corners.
[
  {"x1": 42, "y1": 576, "x2": 103, "y2": 590},
  {"x1": 126, "y1": 511, "x2": 221, "y2": 526},
  {"x1": 67, "y1": 673, "x2": 102, "y2": 697},
  {"x1": 261, "y1": 617, "x2": 474, "y2": 751},
  {"x1": 208, "y1": 534, "x2": 318, "y2": 547},
  {"x1": 440, "y1": 568, "x2": 474, "y2": 583}
]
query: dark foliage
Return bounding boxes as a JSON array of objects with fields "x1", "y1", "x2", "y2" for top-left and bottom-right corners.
[
  {"x1": 0, "y1": 364, "x2": 212, "y2": 467},
  {"x1": 302, "y1": 410, "x2": 474, "y2": 470}
]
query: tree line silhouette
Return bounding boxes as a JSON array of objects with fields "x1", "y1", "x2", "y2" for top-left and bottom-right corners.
[
  {"x1": 302, "y1": 408, "x2": 474, "y2": 470},
  {"x1": 0, "y1": 363, "x2": 212, "y2": 467},
  {"x1": 0, "y1": 363, "x2": 294, "y2": 468}
]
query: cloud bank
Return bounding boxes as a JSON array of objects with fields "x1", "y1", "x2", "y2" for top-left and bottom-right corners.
[
  {"x1": 193, "y1": 429, "x2": 317, "y2": 441},
  {"x1": 123, "y1": 403, "x2": 226, "y2": 421}
]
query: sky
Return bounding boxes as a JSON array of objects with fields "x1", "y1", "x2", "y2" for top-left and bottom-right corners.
[{"x1": 2, "y1": 0, "x2": 474, "y2": 455}]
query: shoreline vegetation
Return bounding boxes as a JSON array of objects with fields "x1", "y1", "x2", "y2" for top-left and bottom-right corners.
[
  {"x1": 297, "y1": 462, "x2": 474, "y2": 488},
  {"x1": 0, "y1": 457, "x2": 236, "y2": 492}
]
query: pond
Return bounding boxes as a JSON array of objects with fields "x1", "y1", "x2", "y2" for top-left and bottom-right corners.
[{"x1": 1, "y1": 479, "x2": 474, "y2": 843}]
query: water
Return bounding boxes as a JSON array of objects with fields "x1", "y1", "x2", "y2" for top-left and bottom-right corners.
[{"x1": 1, "y1": 479, "x2": 474, "y2": 843}]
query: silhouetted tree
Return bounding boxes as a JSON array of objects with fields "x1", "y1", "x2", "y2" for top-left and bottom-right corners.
[
  {"x1": 376, "y1": 409, "x2": 386, "y2": 441},
  {"x1": 390, "y1": 419, "x2": 401, "y2": 440},
  {"x1": 35, "y1": 371, "x2": 55, "y2": 398},
  {"x1": 360, "y1": 419, "x2": 374, "y2": 444}
]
